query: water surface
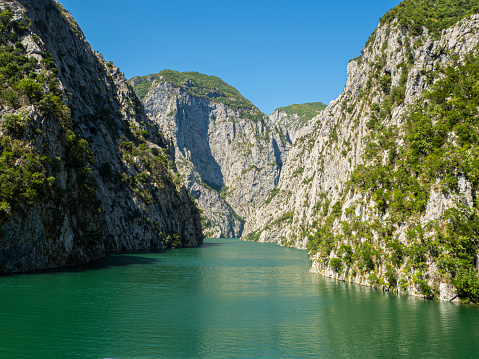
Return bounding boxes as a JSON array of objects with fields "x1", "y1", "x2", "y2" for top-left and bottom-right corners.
[{"x1": 0, "y1": 238, "x2": 478, "y2": 358}]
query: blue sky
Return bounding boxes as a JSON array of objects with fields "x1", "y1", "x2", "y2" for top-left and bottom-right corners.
[{"x1": 59, "y1": 0, "x2": 401, "y2": 114}]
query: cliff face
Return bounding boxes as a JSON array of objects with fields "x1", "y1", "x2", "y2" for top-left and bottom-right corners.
[
  {"x1": 245, "y1": 10, "x2": 479, "y2": 303},
  {"x1": 0, "y1": 0, "x2": 202, "y2": 273},
  {"x1": 269, "y1": 102, "x2": 327, "y2": 144},
  {"x1": 133, "y1": 73, "x2": 288, "y2": 238}
]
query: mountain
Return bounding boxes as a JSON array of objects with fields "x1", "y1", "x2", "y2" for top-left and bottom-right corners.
[
  {"x1": 245, "y1": 0, "x2": 479, "y2": 303},
  {"x1": 0, "y1": 0, "x2": 202, "y2": 273},
  {"x1": 2, "y1": 0, "x2": 478, "y2": 305},
  {"x1": 130, "y1": 0, "x2": 479, "y2": 304},
  {"x1": 131, "y1": 70, "x2": 289, "y2": 238}
]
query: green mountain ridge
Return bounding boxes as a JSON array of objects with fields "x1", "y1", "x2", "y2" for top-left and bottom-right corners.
[
  {"x1": 131, "y1": 71, "x2": 328, "y2": 125},
  {"x1": 380, "y1": 0, "x2": 479, "y2": 37},
  {"x1": 274, "y1": 102, "x2": 327, "y2": 123},
  {"x1": 131, "y1": 70, "x2": 257, "y2": 112}
]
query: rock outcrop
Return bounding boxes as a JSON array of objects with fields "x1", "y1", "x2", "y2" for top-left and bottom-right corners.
[
  {"x1": 269, "y1": 102, "x2": 327, "y2": 143},
  {"x1": 133, "y1": 72, "x2": 289, "y2": 238},
  {"x1": 0, "y1": 0, "x2": 202, "y2": 273}
]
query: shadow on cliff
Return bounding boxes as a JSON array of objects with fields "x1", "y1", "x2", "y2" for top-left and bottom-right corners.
[{"x1": 177, "y1": 100, "x2": 225, "y2": 189}]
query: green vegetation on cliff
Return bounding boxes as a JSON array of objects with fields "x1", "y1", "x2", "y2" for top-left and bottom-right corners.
[
  {"x1": 131, "y1": 70, "x2": 256, "y2": 112},
  {"x1": 308, "y1": 53, "x2": 479, "y2": 303},
  {"x1": 275, "y1": 102, "x2": 327, "y2": 123},
  {"x1": 129, "y1": 75, "x2": 154, "y2": 100},
  {"x1": 380, "y1": 0, "x2": 479, "y2": 37},
  {"x1": 0, "y1": 7, "x2": 93, "y2": 224},
  {"x1": 1, "y1": 1, "x2": 203, "y2": 273}
]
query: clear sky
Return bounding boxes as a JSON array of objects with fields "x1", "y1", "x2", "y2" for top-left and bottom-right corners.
[{"x1": 58, "y1": 0, "x2": 401, "y2": 115}]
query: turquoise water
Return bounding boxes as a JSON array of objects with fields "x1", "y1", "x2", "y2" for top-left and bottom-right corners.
[{"x1": 0, "y1": 238, "x2": 478, "y2": 358}]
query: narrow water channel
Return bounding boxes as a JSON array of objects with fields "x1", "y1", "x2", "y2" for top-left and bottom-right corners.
[{"x1": 0, "y1": 238, "x2": 478, "y2": 358}]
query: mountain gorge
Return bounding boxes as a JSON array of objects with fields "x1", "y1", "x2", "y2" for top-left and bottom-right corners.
[
  {"x1": 1, "y1": 0, "x2": 478, "y2": 304},
  {"x1": 133, "y1": 1, "x2": 479, "y2": 303}
]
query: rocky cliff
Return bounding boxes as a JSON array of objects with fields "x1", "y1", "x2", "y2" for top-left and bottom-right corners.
[
  {"x1": 131, "y1": 71, "x2": 289, "y2": 238},
  {"x1": 244, "y1": 1, "x2": 479, "y2": 303},
  {"x1": 269, "y1": 102, "x2": 326, "y2": 143},
  {"x1": 0, "y1": 0, "x2": 203, "y2": 273}
]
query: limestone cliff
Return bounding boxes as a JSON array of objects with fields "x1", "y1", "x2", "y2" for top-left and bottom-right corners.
[
  {"x1": 269, "y1": 102, "x2": 327, "y2": 143},
  {"x1": 131, "y1": 71, "x2": 288, "y2": 238},
  {"x1": 0, "y1": 0, "x2": 202, "y2": 273},
  {"x1": 245, "y1": 4, "x2": 479, "y2": 303}
]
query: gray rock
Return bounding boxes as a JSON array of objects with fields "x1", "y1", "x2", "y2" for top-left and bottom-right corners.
[
  {"x1": 141, "y1": 80, "x2": 288, "y2": 238},
  {"x1": 0, "y1": 0, "x2": 202, "y2": 273}
]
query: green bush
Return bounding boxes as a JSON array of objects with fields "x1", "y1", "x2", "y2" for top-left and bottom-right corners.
[
  {"x1": 452, "y1": 267, "x2": 479, "y2": 303},
  {"x1": 385, "y1": 264, "x2": 398, "y2": 288},
  {"x1": 368, "y1": 272, "x2": 383, "y2": 287},
  {"x1": 413, "y1": 274, "x2": 434, "y2": 297},
  {"x1": 17, "y1": 78, "x2": 43, "y2": 101},
  {"x1": 330, "y1": 258, "x2": 343, "y2": 272},
  {"x1": 380, "y1": 0, "x2": 479, "y2": 39},
  {"x1": 1, "y1": 114, "x2": 25, "y2": 138},
  {"x1": 331, "y1": 201, "x2": 342, "y2": 216}
]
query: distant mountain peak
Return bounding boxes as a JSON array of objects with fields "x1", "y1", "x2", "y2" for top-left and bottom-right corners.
[{"x1": 130, "y1": 70, "x2": 257, "y2": 112}]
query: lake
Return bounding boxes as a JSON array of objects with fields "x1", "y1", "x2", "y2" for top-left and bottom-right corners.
[{"x1": 0, "y1": 238, "x2": 478, "y2": 358}]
